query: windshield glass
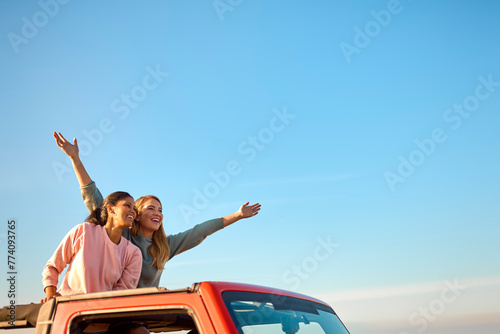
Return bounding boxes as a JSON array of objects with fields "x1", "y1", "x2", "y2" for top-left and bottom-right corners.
[{"x1": 222, "y1": 291, "x2": 349, "y2": 334}]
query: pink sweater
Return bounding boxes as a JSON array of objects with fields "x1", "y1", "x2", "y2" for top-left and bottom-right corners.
[{"x1": 42, "y1": 222, "x2": 142, "y2": 295}]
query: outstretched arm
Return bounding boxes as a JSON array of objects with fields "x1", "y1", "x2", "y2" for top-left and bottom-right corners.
[
  {"x1": 53, "y1": 132, "x2": 92, "y2": 187},
  {"x1": 168, "y1": 203, "x2": 262, "y2": 259},
  {"x1": 222, "y1": 202, "x2": 261, "y2": 227}
]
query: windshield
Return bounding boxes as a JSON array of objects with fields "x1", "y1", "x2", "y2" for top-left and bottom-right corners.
[{"x1": 222, "y1": 291, "x2": 350, "y2": 334}]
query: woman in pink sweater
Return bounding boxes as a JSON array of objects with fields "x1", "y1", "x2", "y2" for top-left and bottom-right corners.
[{"x1": 41, "y1": 191, "x2": 142, "y2": 302}]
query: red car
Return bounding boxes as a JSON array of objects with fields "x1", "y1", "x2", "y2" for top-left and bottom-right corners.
[{"x1": 0, "y1": 281, "x2": 350, "y2": 333}]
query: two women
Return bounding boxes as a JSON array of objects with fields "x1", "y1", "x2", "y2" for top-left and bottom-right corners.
[
  {"x1": 46, "y1": 132, "x2": 260, "y2": 292},
  {"x1": 42, "y1": 191, "x2": 142, "y2": 302}
]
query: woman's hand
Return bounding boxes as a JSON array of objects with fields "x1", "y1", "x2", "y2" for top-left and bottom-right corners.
[
  {"x1": 238, "y1": 202, "x2": 261, "y2": 219},
  {"x1": 222, "y1": 202, "x2": 261, "y2": 227},
  {"x1": 40, "y1": 286, "x2": 61, "y2": 303},
  {"x1": 53, "y1": 132, "x2": 79, "y2": 160},
  {"x1": 53, "y1": 132, "x2": 92, "y2": 186}
]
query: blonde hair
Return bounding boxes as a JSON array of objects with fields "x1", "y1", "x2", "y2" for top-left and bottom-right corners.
[{"x1": 132, "y1": 195, "x2": 170, "y2": 270}]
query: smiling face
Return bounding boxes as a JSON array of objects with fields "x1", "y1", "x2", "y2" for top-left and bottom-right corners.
[
  {"x1": 136, "y1": 197, "x2": 163, "y2": 237},
  {"x1": 108, "y1": 197, "x2": 137, "y2": 229}
]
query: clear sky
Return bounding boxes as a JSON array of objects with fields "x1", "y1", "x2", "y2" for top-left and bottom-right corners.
[{"x1": 1, "y1": 0, "x2": 499, "y2": 333}]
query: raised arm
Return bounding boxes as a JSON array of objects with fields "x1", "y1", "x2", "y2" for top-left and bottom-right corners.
[
  {"x1": 222, "y1": 202, "x2": 261, "y2": 227},
  {"x1": 53, "y1": 132, "x2": 91, "y2": 187},
  {"x1": 54, "y1": 132, "x2": 103, "y2": 212}
]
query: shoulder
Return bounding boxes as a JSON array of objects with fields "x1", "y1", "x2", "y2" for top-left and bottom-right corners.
[
  {"x1": 60, "y1": 223, "x2": 90, "y2": 248},
  {"x1": 77, "y1": 222, "x2": 108, "y2": 240},
  {"x1": 67, "y1": 222, "x2": 89, "y2": 236},
  {"x1": 81, "y1": 222, "x2": 103, "y2": 232}
]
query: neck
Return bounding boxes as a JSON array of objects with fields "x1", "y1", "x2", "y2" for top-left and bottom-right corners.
[
  {"x1": 105, "y1": 222, "x2": 123, "y2": 245},
  {"x1": 139, "y1": 226, "x2": 154, "y2": 238}
]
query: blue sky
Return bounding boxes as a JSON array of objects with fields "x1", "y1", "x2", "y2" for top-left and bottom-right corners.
[{"x1": 1, "y1": 0, "x2": 499, "y2": 333}]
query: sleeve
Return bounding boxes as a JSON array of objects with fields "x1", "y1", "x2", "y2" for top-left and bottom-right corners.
[
  {"x1": 113, "y1": 243, "x2": 143, "y2": 290},
  {"x1": 80, "y1": 181, "x2": 104, "y2": 213},
  {"x1": 167, "y1": 218, "x2": 224, "y2": 260},
  {"x1": 42, "y1": 224, "x2": 84, "y2": 290}
]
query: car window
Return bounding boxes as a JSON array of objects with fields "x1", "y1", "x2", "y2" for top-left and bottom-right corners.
[{"x1": 69, "y1": 308, "x2": 200, "y2": 333}]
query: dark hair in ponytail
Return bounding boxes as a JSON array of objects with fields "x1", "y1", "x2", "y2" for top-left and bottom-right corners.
[{"x1": 86, "y1": 191, "x2": 133, "y2": 226}]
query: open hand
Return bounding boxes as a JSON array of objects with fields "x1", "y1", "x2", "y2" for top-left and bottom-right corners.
[
  {"x1": 238, "y1": 202, "x2": 261, "y2": 218},
  {"x1": 53, "y1": 132, "x2": 79, "y2": 160}
]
